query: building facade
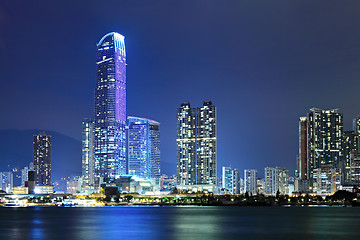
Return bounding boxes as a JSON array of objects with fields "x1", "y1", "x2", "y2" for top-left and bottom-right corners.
[
  {"x1": 264, "y1": 167, "x2": 289, "y2": 196},
  {"x1": 221, "y1": 167, "x2": 241, "y2": 194},
  {"x1": 232, "y1": 168, "x2": 241, "y2": 194},
  {"x1": 127, "y1": 116, "x2": 160, "y2": 179},
  {"x1": 33, "y1": 132, "x2": 51, "y2": 186},
  {"x1": 160, "y1": 175, "x2": 176, "y2": 191},
  {"x1": 305, "y1": 108, "x2": 343, "y2": 181},
  {"x1": 222, "y1": 166, "x2": 233, "y2": 193},
  {"x1": 176, "y1": 101, "x2": 216, "y2": 185},
  {"x1": 21, "y1": 162, "x2": 33, "y2": 187},
  {"x1": 0, "y1": 172, "x2": 13, "y2": 193},
  {"x1": 298, "y1": 117, "x2": 308, "y2": 180},
  {"x1": 312, "y1": 165, "x2": 341, "y2": 195},
  {"x1": 82, "y1": 118, "x2": 95, "y2": 187},
  {"x1": 265, "y1": 167, "x2": 277, "y2": 195},
  {"x1": 343, "y1": 131, "x2": 357, "y2": 184},
  {"x1": 94, "y1": 32, "x2": 127, "y2": 183},
  {"x1": 350, "y1": 153, "x2": 360, "y2": 184},
  {"x1": 244, "y1": 169, "x2": 257, "y2": 195}
]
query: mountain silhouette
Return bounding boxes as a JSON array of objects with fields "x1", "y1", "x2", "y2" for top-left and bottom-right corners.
[
  {"x1": 0, "y1": 129, "x2": 174, "y2": 192},
  {"x1": 0, "y1": 129, "x2": 81, "y2": 191}
]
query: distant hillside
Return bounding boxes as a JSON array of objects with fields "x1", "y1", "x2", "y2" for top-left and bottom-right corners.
[{"x1": 0, "y1": 129, "x2": 81, "y2": 188}]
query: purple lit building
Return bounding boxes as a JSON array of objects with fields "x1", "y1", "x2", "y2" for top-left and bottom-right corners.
[{"x1": 94, "y1": 32, "x2": 127, "y2": 183}]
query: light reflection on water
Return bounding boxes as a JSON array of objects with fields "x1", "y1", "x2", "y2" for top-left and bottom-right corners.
[
  {"x1": 172, "y1": 206, "x2": 221, "y2": 240},
  {"x1": 1, "y1": 206, "x2": 360, "y2": 240}
]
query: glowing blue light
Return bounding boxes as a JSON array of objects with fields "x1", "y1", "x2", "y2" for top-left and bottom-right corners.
[{"x1": 97, "y1": 32, "x2": 126, "y2": 56}]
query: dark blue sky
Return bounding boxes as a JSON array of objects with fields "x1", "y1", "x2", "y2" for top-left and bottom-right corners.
[{"x1": 1, "y1": 1, "x2": 360, "y2": 177}]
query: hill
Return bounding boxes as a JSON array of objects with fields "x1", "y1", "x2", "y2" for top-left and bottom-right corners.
[{"x1": 0, "y1": 129, "x2": 81, "y2": 190}]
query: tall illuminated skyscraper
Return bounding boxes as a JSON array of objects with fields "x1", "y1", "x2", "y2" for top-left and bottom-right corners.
[
  {"x1": 306, "y1": 108, "x2": 343, "y2": 180},
  {"x1": 33, "y1": 132, "x2": 51, "y2": 186},
  {"x1": 298, "y1": 117, "x2": 308, "y2": 180},
  {"x1": 127, "y1": 116, "x2": 160, "y2": 179},
  {"x1": 176, "y1": 101, "x2": 216, "y2": 185},
  {"x1": 176, "y1": 102, "x2": 196, "y2": 185},
  {"x1": 94, "y1": 32, "x2": 127, "y2": 183},
  {"x1": 82, "y1": 118, "x2": 95, "y2": 186}
]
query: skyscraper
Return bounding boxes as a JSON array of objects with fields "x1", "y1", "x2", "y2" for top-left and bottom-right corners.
[
  {"x1": 232, "y1": 169, "x2": 241, "y2": 194},
  {"x1": 33, "y1": 132, "x2": 51, "y2": 186},
  {"x1": 244, "y1": 169, "x2": 257, "y2": 195},
  {"x1": 94, "y1": 32, "x2": 127, "y2": 183},
  {"x1": 353, "y1": 117, "x2": 360, "y2": 154},
  {"x1": 306, "y1": 108, "x2": 343, "y2": 180},
  {"x1": 265, "y1": 167, "x2": 289, "y2": 195},
  {"x1": 265, "y1": 167, "x2": 277, "y2": 195},
  {"x1": 298, "y1": 117, "x2": 308, "y2": 180},
  {"x1": 127, "y1": 116, "x2": 161, "y2": 179},
  {"x1": 222, "y1": 166, "x2": 233, "y2": 193},
  {"x1": 343, "y1": 131, "x2": 357, "y2": 183},
  {"x1": 221, "y1": 167, "x2": 241, "y2": 194},
  {"x1": 0, "y1": 172, "x2": 13, "y2": 193},
  {"x1": 82, "y1": 118, "x2": 95, "y2": 187},
  {"x1": 176, "y1": 101, "x2": 216, "y2": 185},
  {"x1": 354, "y1": 117, "x2": 360, "y2": 135},
  {"x1": 21, "y1": 162, "x2": 33, "y2": 187},
  {"x1": 176, "y1": 102, "x2": 196, "y2": 185},
  {"x1": 196, "y1": 101, "x2": 217, "y2": 185}
]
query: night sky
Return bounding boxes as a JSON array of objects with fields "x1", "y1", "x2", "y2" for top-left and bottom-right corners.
[{"x1": 1, "y1": 1, "x2": 360, "y2": 177}]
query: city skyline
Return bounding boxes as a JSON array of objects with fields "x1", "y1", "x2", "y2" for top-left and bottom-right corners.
[{"x1": 1, "y1": 1, "x2": 360, "y2": 177}]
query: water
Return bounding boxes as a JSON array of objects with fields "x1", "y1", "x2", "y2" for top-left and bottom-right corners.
[{"x1": 1, "y1": 206, "x2": 360, "y2": 240}]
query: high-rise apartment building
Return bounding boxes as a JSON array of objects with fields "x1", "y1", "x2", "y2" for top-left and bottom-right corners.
[
  {"x1": 343, "y1": 131, "x2": 357, "y2": 183},
  {"x1": 305, "y1": 108, "x2": 343, "y2": 180},
  {"x1": 33, "y1": 132, "x2": 51, "y2": 186},
  {"x1": 0, "y1": 172, "x2": 13, "y2": 193},
  {"x1": 176, "y1": 102, "x2": 196, "y2": 185},
  {"x1": 354, "y1": 117, "x2": 360, "y2": 135},
  {"x1": 298, "y1": 117, "x2": 307, "y2": 180},
  {"x1": 21, "y1": 166, "x2": 29, "y2": 187},
  {"x1": 232, "y1": 168, "x2": 241, "y2": 194},
  {"x1": 244, "y1": 169, "x2": 257, "y2": 195},
  {"x1": 127, "y1": 116, "x2": 160, "y2": 179},
  {"x1": 265, "y1": 167, "x2": 289, "y2": 195},
  {"x1": 222, "y1": 166, "x2": 233, "y2": 193},
  {"x1": 21, "y1": 162, "x2": 33, "y2": 187},
  {"x1": 176, "y1": 101, "x2": 216, "y2": 185},
  {"x1": 82, "y1": 118, "x2": 95, "y2": 187},
  {"x1": 94, "y1": 32, "x2": 127, "y2": 183},
  {"x1": 221, "y1": 167, "x2": 241, "y2": 194},
  {"x1": 353, "y1": 117, "x2": 360, "y2": 154},
  {"x1": 265, "y1": 167, "x2": 277, "y2": 195},
  {"x1": 350, "y1": 154, "x2": 360, "y2": 184},
  {"x1": 277, "y1": 168, "x2": 289, "y2": 195}
]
